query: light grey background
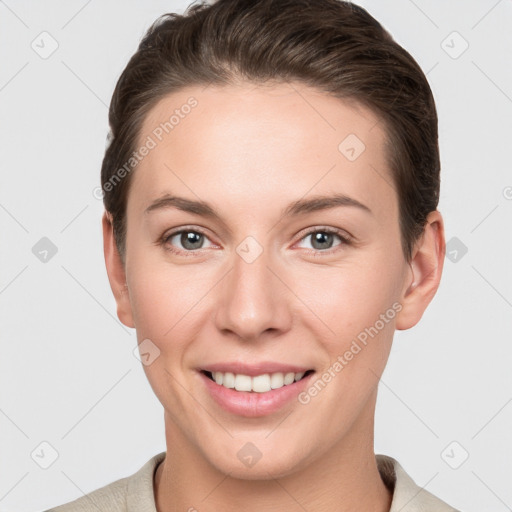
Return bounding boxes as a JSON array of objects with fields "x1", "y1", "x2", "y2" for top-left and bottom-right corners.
[{"x1": 1, "y1": 1, "x2": 511, "y2": 511}]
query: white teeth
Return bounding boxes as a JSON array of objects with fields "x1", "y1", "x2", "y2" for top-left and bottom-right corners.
[
  {"x1": 222, "y1": 372, "x2": 235, "y2": 388},
  {"x1": 252, "y1": 374, "x2": 271, "y2": 393},
  {"x1": 234, "y1": 374, "x2": 252, "y2": 391},
  {"x1": 208, "y1": 370, "x2": 309, "y2": 392},
  {"x1": 270, "y1": 372, "x2": 284, "y2": 389},
  {"x1": 283, "y1": 372, "x2": 295, "y2": 385}
]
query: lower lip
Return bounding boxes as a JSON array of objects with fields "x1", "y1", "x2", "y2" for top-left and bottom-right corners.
[{"x1": 199, "y1": 371, "x2": 314, "y2": 417}]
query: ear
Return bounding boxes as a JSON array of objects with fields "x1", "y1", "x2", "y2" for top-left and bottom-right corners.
[
  {"x1": 395, "y1": 210, "x2": 446, "y2": 330},
  {"x1": 102, "y1": 211, "x2": 135, "y2": 328}
]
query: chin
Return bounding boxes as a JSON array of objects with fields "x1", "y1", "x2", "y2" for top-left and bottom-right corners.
[{"x1": 203, "y1": 443, "x2": 310, "y2": 480}]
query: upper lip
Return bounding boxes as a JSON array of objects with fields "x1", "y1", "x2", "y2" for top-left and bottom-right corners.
[{"x1": 200, "y1": 361, "x2": 313, "y2": 377}]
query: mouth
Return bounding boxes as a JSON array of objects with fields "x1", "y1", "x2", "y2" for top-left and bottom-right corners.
[
  {"x1": 198, "y1": 365, "x2": 317, "y2": 417},
  {"x1": 200, "y1": 369, "x2": 315, "y2": 393}
]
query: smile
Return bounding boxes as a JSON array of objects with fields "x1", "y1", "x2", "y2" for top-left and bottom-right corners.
[
  {"x1": 202, "y1": 370, "x2": 314, "y2": 393},
  {"x1": 198, "y1": 365, "x2": 316, "y2": 417}
]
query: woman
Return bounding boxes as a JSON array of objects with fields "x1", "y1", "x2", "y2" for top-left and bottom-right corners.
[{"x1": 48, "y1": 0, "x2": 460, "y2": 510}]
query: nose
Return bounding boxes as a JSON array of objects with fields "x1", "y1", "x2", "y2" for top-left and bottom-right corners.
[{"x1": 213, "y1": 243, "x2": 293, "y2": 342}]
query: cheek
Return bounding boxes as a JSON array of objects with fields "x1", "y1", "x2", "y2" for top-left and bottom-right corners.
[
  {"x1": 295, "y1": 254, "x2": 402, "y2": 342},
  {"x1": 127, "y1": 260, "x2": 196, "y2": 343},
  {"x1": 127, "y1": 266, "x2": 202, "y2": 412},
  {"x1": 297, "y1": 257, "x2": 401, "y2": 419},
  {"x1": 127, "y1": 257, "x2": 220, "y2": 369}
]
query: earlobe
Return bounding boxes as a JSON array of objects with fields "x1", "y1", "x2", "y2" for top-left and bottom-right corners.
[
  {"x1": 102, "y1": 211, "x2": 135, "y2": 329},
  {"x1": 395, "y1": 210, "x2": 446, "y2": 331}
]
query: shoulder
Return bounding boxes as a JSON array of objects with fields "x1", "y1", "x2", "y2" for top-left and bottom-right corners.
[
  {"x1": 376, "y1": 454, "x2": 462, "y2": 512},
  {"x1": 46, "y1": 476, "x2": 129, "y2": 512},
  {"x1": 45, "y1": 452, "x2": 166, "y2": 512}
]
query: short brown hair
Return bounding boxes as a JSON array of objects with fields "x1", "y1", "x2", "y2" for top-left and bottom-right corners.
[{"x1": 101, "y1": 0, "x2": 440, "y2": 264}]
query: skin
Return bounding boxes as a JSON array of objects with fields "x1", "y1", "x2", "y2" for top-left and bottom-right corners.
[{"x1": 103, "y1": 81, "x2": 445, "y2": 512}]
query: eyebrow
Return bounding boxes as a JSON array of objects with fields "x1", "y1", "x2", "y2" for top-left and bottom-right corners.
[{"x1": 144, "y1": 192, "x2": 373, "y2": 219}]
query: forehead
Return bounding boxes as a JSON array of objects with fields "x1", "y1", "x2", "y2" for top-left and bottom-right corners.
[{"x1": 130, "y1": 82, "x2": 396, "y2": 221}]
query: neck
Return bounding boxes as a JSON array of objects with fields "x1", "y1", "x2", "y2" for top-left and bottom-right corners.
[{"x1": 154, "y1": 393, "x2": 392, "y2": 512}]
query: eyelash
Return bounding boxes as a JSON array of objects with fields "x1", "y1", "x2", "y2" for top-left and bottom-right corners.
[{"x1": 158, "y1": 225, "x2": 353, "y2": 258}]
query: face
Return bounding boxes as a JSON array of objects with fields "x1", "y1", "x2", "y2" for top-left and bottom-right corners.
[{"x1": 107, "y1": 82, "x2": 429, "y2": 478}]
